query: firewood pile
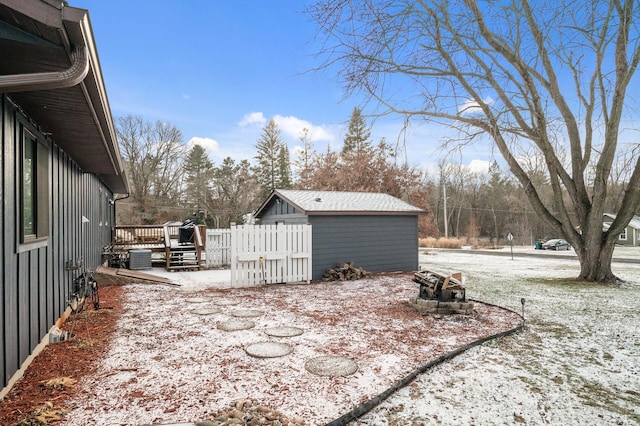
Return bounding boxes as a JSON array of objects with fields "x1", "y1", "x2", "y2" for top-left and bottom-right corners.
[{"x1": 322, "y1": 262, "x2": 370, "y2": 281}]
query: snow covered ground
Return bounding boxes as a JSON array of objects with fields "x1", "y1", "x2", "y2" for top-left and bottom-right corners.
[
  {"x1": 63, "y1": 247, "x2": 639, "y2": 425},
  {"x1": 357, "y1": 248, "x2": 640, "y2": 425}
]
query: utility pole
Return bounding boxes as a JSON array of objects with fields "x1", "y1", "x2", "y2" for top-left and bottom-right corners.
[{"x1": 443, "y1": 184, "x2": 448, "y2": 238}]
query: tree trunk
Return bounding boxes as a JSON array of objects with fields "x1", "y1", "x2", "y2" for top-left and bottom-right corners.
[{"x1": 576, "y1": 239, "x2": 616, "y2": 283}]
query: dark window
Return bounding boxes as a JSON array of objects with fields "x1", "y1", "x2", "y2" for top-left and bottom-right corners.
[
  {"x1": 620, "y1": 228, "x2": 627, "y2": 241},
  {"x1": 99, "y1": 187, "x2": 104, "y2": 226},
  {"x1": 20, "y1": 127, "x2": 49, "y2": 243},
  {"x1": 22, "y1": 133, "x2": 35, "y2": 237},
  {"x1": 104, "y1": 193, "x2": 110, "y2": 226}
]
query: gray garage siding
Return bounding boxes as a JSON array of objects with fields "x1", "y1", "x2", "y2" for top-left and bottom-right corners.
[
  {"x1": 309, "y1": 215, "x2": 419, "y2": 280},
  {"x1": 258, "y1": 199, "x2": 308, "y2": 224}
]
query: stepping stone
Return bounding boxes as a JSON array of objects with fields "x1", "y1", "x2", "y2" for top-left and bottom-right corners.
[
  {"x1": 217, "y1": 319, "x2": 255, "y2": 331},
  {"x1": 190, "y1": 308, "x2": 221, "y2": 316},
  {"x1": 305, "y1": 356, "x2": 358, "y2": 377},
  {"x1": 245, "y1": 342, "x2": 292, "y2": 358},
  {"x1": 213, "y1": 299, "x2": 241, "y2": 306},
  {"x1": 185, "y1": 297, "x2": 209, "y2": 304},
  {"x1": 230, "y1": 309, "x2": 264, "y2": 318},
  {"x1": 264, "y1": 326, "x2": 304, "y2": 337}
]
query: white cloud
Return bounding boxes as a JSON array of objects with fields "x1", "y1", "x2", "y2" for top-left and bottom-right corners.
[
  {"x1": 238, "y1": 112, "x2": 267, "y2": 127},
  {"x1": 467, "y1": 159, "x2": 491, "y2": 174},
  {"x1": 272, "y1": 114, "x2": 335, "y2": 142},
  {"x1": 458, "y1": 97, "x2": 494, "y2": 115},
  {"x1": 187, "y1": 137, "x2": 219, "y2": 156}
]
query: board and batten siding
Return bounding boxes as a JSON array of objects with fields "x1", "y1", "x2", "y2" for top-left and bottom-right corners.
[
  {"x1": 1, "y1": 95, "x2": 114, "y2": 389},
  {"x1": 309, "y1": 215, "x2": 419, "y2": 280},
  {"x1": 259, "y1": 198, "x2": 307, "y2": 224}
]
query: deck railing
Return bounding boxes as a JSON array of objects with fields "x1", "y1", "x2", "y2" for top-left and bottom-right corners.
[
  {"x1": 113, "y1": 225, "x2": 165, "y2": 247},
  {"x1": 110, "y1": 224, "x2": 206, "y2": 270}
]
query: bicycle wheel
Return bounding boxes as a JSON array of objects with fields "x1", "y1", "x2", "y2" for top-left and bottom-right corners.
[
  {"x1": 90, "y1": 278, "x2": 100, "y2": 310},
  {"x1": 70, "y1": 275, "x2": 87, "y2": 313}
]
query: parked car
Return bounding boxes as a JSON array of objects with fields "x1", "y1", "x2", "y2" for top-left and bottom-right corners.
[{"x1": 541, "y1": 238, "x2": 571, "y2": 250}]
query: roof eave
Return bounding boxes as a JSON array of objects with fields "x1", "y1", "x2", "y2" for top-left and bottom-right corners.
[
  {"x1": 0, "y1": 0, "x2": 129, "y2": 194},
  {"x1": 306, "y1": 210, "x2": 426, "y2": 216}
]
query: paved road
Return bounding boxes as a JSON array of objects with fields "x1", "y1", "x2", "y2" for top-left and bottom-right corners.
[{"x1": 422, "y1": 245, "x2": 640, "y2": 264}]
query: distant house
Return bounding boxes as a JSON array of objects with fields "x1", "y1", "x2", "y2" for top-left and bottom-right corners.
[
  {"x1": 0, "y1": 1, "x2": 128, "y2": 390},
  {"x1": 254, "y1": 190, "x2": 425, "y2": 280},
  {"x1": 602, "y1": 213, "x2": 640, "y2": 246}
]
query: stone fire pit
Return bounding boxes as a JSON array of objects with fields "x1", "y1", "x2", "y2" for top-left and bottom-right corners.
[{"x1": 409, "y1": 270, "x2": 474, "y2": 315}]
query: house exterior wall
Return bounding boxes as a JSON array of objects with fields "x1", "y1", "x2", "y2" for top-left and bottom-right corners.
[
  {"x1": 1, "y1": 95, "x2": 114, "y2": 388},
  {"x1": 603, "y1": 216, "x2": 639, "y2": 246}
]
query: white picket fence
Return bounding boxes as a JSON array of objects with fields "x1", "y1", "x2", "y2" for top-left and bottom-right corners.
[
  {"x1": 205, "y1": 229, "x2": 232, "y2": 268},
  {"x1": 230, "y1": 224, "x2": 312, "y2": 287}
]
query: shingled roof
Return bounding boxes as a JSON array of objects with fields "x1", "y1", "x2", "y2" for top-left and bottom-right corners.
[
  {"x1": 603, "y1": 213, "x2": 640, "y2": 230},
  {"x1": 255, "y1": 189, "x2": 425, "y2": 216}
]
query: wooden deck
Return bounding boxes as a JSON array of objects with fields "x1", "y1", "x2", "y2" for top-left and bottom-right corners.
[{"x1": 106, "y1": 224, "x2": 206, "y2": 271}]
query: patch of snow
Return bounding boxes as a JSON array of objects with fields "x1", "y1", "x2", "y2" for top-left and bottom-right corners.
[
  {"x1": 357, "y1": 249, "x2": 640, "y2": 425},
  {"x1": 62, "y1": 273, "x2": 520, "y2": 425},
  {"x1": 62, "y1": 249, "x2": 639, "y2": 425}
]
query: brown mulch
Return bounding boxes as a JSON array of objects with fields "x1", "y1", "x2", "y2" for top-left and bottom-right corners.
[{"x1": 0, "y1": 285, "x2": 124, "y2": 426}]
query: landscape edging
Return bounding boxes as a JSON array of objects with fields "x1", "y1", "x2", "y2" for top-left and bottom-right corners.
[{"x1": 325, "y1": 299, "x2": 524, "y2": 426}]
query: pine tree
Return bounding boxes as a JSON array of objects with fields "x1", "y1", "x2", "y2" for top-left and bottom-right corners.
[
  {"x1": 254, "y1": 119, "x2": 290, "y2": 197},
  {"x1": 342, "y1": 106, "x2": 371, "y2": 153},
  {"x1": 183, "y1": 144, "x2": 213, "y2": 220},
  {"x1": 278, "y1": 144, "x2": 292, "y2": 189}
]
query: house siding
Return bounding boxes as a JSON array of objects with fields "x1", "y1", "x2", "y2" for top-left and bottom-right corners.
[
  {"x1": 603, "y1": 215, "x2": 640, "y2": 247},
  {"x1": 309, "y1": 215, "x2": 419, "y2": 280},
  {"x1": 1, "y1": 95, "x2": 114, "y2": 388}
]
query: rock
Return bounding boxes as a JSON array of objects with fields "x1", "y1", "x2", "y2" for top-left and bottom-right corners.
[{"x1": 205, "y1": 400, "x2": 302, "y2": 426}]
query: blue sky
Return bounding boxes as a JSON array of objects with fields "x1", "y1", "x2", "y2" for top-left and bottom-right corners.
[{"x1": 73, "y1": 0, "x2": 490, "y2": 173}]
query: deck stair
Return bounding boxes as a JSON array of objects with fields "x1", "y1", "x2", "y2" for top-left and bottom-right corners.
[
  {"x1": 166, "y1": 243, "x2": 202, "y2": 271},
  {"x1": 164, "y1": 224, "x2": 205, "y2": 271}
]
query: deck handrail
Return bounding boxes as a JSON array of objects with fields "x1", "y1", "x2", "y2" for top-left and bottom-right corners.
[
  {"x1": 162, "y1": 225, "x2": 171, "y2": 249},
  {"x1": 194, "y1": 225, "x2": 205, "y2": 267},
  {"x1": 113, "y1": 225, "x2": 165, "y2": 246}
]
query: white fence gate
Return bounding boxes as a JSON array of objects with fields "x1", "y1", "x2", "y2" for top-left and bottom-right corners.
[
  {"x1": 205, "y1": 229, "x2": 232, "y2": 268},
  {"x1": 230, "y1": 224, "x2": 312, "y2": 287}
]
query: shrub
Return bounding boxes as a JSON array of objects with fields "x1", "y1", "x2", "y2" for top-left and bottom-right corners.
[{"x1": 419, "y1": 237, "x2": 463, "y2": 249}]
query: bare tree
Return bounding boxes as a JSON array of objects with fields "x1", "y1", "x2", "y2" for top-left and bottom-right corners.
[
  {"x1": 309, "y1": 0, "x2": 640, "y2": 282},
  {"x1": 293, "y1": 128, "x2": 315, "y2": 188},
  {"x1": 210, "y1": 157, "x2": 262, "y2": 228},
  {"x1": 116, "y1": 115, "x2": 186, "y2": 224}
]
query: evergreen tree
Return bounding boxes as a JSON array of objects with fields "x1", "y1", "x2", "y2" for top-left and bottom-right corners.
[
  {"x1": 342, "y1": 106, "x2": 371, "y2": 153},
  {"x1": 254, "y1": 119, "x2": 290, "y2": 197},
  {"x1": 183, "y1": 144, "x2": 214, "y2": 221},
  {"x1": 278, "y1": 144, "x2": 292, "y2": 189}
]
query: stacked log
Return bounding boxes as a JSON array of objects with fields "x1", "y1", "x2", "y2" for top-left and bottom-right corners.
[{"x1": 322, "y1": 262, "x2": 370, "y2": 281}]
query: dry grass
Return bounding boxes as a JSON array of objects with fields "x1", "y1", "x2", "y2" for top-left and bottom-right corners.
[
  {"x1": 419, "y1": 237, "x2": 502, "y2": 249},
  {"x1": 41, "y1": 377, "x2": 76, "y2": 390},
  {"x1": 14, "y1": 401, "x2": 68, "y2": 425},
  {"x1": 419, "y1": 237, "x2": 464, "y2": 248}
]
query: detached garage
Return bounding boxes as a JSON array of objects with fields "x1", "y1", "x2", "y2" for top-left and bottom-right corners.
[{"x1": 254, "y1": 190, "x2": 425, "y2": 280}]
